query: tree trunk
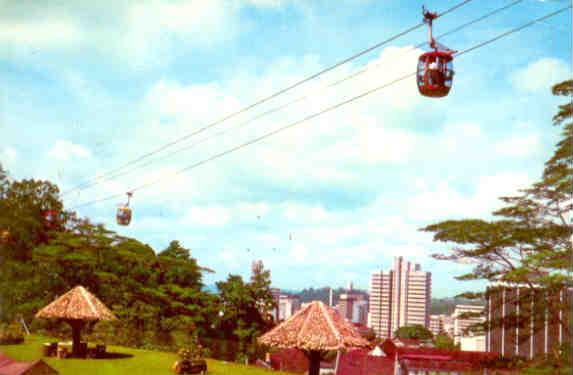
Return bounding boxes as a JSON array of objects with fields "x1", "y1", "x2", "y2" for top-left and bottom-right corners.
[
  {"x1": 307, "y1": 350, "x2": 321, "y2": 375},
  {"x1": 68, "y1": 320, "x2": 85, "y2": 357}
]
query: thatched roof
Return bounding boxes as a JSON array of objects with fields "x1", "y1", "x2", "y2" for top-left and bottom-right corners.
[
  {"x1": 36, "y1": 285, "x2": 116, "y2": 321},
  {"x1": 258, "y1": 300, "x2": 369, "y2": 351}
]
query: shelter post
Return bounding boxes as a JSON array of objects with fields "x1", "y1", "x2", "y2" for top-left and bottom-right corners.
[
  {"x1": 69, "y1": 320, "x2": 85, "y2": 357},
  {"x1": 307, "y1": 350, "x2": 321, "y2": 375}
]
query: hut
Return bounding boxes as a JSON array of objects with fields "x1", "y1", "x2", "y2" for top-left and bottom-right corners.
[
  {"x1": 258, "y1": 300, "x2": 369, "y2": 375},
  {"x1": 0, "y1": 353, "x2": 58, "y2": 375},
  {"x1": 35, "y1": 286, "x2": 116, "y2": 357}
]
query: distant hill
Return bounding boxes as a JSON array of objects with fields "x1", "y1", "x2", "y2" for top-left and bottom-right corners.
[
  {"x1": 202, "y1": 284, "x2": 218, "y2": 294},
  {"x1": 430, "y1": 297, "x2": 485, "y2": 315},
  {"x1": 283, "y1": 287, "x2": 368, "y2": 305}
]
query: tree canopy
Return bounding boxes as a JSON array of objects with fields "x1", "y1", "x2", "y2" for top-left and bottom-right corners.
[
  {"x1": 393, "y1": 324, "x2": 433, "y2": 340},
  {"x1": 0, "y1": 169, "x2": 223, "y2": 352}
]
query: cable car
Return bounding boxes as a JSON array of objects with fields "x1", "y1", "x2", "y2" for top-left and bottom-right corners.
[
  {"x1": 43, "y1": 209, "x2": 61, "y2": 229},
  {"x1": 417, "y1": 7, "x2": 456, "y2": 98},
  {"x1": 116, "y1": 192, "x2": 133, "y2": 226},
  {"x1": 42, "y1": 210, "x2": 64, "y2": 229}
]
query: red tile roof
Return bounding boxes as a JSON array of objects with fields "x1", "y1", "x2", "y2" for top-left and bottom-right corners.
[
  {"x1": 336, "y1": 348, "x2": 394, "y2": 375},
  {"x1": 381, "y1": 339, "x2": 498, "y2": 372},
  {"x1": 0, "y1": 353, "x2": 58, "y2": 375}
]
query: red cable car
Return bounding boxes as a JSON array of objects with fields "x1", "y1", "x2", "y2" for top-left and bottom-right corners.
[
  {"x1": 116, "y1": 192, "x2": 133, "y2": 226},
  {"x1": 43, "y1": 209, "x2": 61, "y2": 229},
  {"x1": 417, "y1": 7, "x2": 456, "y2": 98}
]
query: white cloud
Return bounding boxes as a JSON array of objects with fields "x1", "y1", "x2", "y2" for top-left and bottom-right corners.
[
  {"x1": 234, "y1": 202, "x2": 272, "y2": 223},
  {"x1": 289, "y1": 243, "x2": 309, "y2": 262},
  {"x1": 324, "y1": 120, "x2": 417, "y2": 165},
  {"x1": 0, "y1": 19, "x2": 82, "y2": 48},
  {"x1": 1, "y1": 146, "x2": 17, "y2": 165},
  {"x1": 494, "y1": 134, "x2": 540, "y2": 157},
  {"x1": 145, "y1": 80, "x2": 241, "y2": 123},
  {"x1": 183, "y1": 206, "x2": 231, "y2": 227},
  {"x1": 510, "y1": 58, "x2": 570, "y2": 93},
  {"x1": 407, "y1": 172, "x2": 532, "y2": 221},
  {"x1": 0, "y1": 0, "x2": 291, "y2": 68},
  {"x1": 245, "y1": 0, "x2": 286, "y2": 8},
  {"x1": 48, "y1": 140, "x2": 91, "y2": 161},
  {"x1": 282, "y1": 203, "x2": 329, "y2": 223}
]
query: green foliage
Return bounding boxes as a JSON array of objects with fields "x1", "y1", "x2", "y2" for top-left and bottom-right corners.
[
  {"x1": 0, "y1": 321, "x2": 25, "y2": 344},
  {"x1": 393, "y1": 325, "x2": 433, "y2": 340},
  {"x1": 433, "y1": 333, "x2": 459, "y2": 350},
  {"x1": 421, "y1": 80, "x2": 573, "y2": 339}
]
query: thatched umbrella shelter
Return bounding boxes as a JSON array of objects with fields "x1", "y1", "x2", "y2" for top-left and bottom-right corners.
[
  {"x1": 36, "y1": 285, "x2": 116, "y2": 357},
  {"x1": 258, "y1": 300, "x2": 369, "y2": 375}
]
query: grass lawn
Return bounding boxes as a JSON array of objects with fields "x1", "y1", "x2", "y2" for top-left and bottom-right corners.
[{"x1": 1, "y1": 335, "x2": 293, "y2": 375}]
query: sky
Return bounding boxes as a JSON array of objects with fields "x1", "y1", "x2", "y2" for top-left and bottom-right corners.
[{"x1": 0, "y1": 0, "x2": 571, "y2": 297}]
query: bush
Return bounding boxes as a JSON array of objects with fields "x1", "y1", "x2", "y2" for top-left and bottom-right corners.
[
  {"x1": 0, "y1": 322, "x2": 25, "y2": 344},
  {"x1": 178, "y1": 339, "x2": 207, "y2": 361}
]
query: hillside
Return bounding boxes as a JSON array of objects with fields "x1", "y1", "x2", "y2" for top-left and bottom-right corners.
[{"x1": 1, "y1": 335, "x2": 293, "y2": 375}]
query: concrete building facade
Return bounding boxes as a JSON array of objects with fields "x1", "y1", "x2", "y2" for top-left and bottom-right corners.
[
  {"x1": 278, "y1": 294, "x2": 301, "y2": 321},
  {"x1": 452, "y1": 304, "x2": 485, "y2": 344},
  {"x1": 485, "y1": 285, "x2": 572, "y2": 359}
]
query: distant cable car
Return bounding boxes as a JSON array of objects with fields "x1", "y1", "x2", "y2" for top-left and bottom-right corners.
[
  {"x1": 116, "y1": 192, "x2": 133, "y2": 226},
  {"x1": 43, "y1": 209, "x2": 61, "y2": 229},
  {"x1": 417, "y1": 7, "x2": 456, "y2": 98}
]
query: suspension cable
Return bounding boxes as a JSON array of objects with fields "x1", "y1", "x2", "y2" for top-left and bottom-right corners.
[
  {"x1": 62, "y1": 0, "x2": 474, "y2": 196},
  {"x1": 68, "y1": 0, "x2": 524, "y2": 194},
  {"x1": 68, "y1": 4, "x2": 570, "y2": 210}
]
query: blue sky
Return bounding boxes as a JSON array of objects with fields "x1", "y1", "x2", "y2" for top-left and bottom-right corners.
[{"x1": 0, "y1": 0, "x2": 570, "y2": 297}]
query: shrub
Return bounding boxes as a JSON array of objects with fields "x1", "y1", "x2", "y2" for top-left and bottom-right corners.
[
  {"x1": 178, "y1": 342, "x2": 207, "y2": 361},
  {"x1": 0, "y1": 322, "x2": 25, "y2": 345}
]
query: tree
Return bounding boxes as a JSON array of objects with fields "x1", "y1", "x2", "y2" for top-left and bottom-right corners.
[
  {"x1": 216, "y1": 263, "x2": 276, "y2": 362},
  {"x1": 249, "y1": 261, "x2": 277, "y2": 322},
  {"x1": 0, "y1": 170, "x2": 64, "y2": 261},
  {"x1": 421, "y1": 80, "x2": 572, "y2": 356},
  {"x1": 393, "y1": 325, "x2": 433, "y2": 340},
  {"x1": 434, "y1": 333, "x2": 459, "y2": 350}
]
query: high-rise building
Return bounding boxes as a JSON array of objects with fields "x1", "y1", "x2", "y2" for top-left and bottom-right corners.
[
  {"x1": 452, "y1": 305, "x2": 485, "y2": 344},
  {"x1": 429, "y1": 314, "x2": 445, "y2": 336},
  {"x1": 352, "y1": 298, "x2": 369, "y2": 326},
  {"x1": 336, "y1": 284, "x2": 369, "y2": 325},
  {"x1": 337, "y1": 283, "x2": 360, "y2": 321},
  {"x1": 368, "y1": 256, "x2": 432, "y2": 338},
  {"x1": 430, "y1": 314, "x2": 454, "y2": 337},
  {"x1": 485, "y1": 285, "x2": 572, "y2": 359},
  {"x1": 270, "y1": 288, "x2": 281, "y2": 321},
  {"x1": 278, "y1": 294, "x2": 301, "y2": 321}
]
